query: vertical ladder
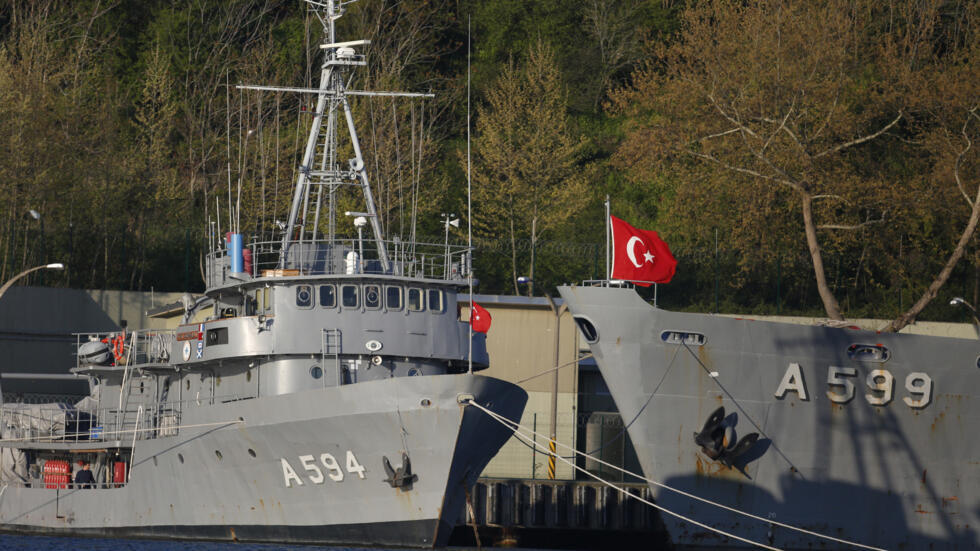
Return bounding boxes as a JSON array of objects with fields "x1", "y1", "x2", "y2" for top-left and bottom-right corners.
[{"x1": 321, "y1": 329, "x2": 342, "y2": 387}]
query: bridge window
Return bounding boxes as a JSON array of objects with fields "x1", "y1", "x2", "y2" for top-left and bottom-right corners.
[
  {"x1": 428, "y1": 289, "x2": 444, "y2": 313},
  {"x1": 296, "y1": 285, "x2": 313, "y2": 309},
  {"x1": 319, "y1": 285, "x2": 336, "y2": 308},
  {"x1": 365, "y1": 285, "x2": 381, "y2": 309},
  {"x1": 386, "y1": 286, "x2": 403, "y2": 311},
  {"x1": 408, "y1": 288, "x2": 425, "y2": 312},
  {"x1": 342, "y1": 285, "x2": 359, "y2": 309}
]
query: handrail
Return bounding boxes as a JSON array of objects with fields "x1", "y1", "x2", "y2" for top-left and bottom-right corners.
[
  {"x1": 205, "y1": 236, "x2": 473, "y2": 287},
  {"x1": 0, "y1": 391, "x2": 265, "y2": 446}
]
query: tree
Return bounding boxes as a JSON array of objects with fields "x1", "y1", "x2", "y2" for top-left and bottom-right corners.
[
  {"x1": 879, "y1": 1, "x2": 979, "y2": 331},
  {"x1": 612, "y1": 0, "x2": 977, "y2": 326},
  {"x1": 472, "y1": 40, "x2": 591, "y2": 295}
]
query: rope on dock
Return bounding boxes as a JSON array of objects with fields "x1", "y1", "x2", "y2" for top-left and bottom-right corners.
[
  {"x1": 468, "y1": 399, "x2": 780, "y2": 550},
  {"x1": 467, "y1": 399, "x2": 887, "y2": 551},
  {"x1": 0, "y1": 419, "x2": 245, "y2": 444}
]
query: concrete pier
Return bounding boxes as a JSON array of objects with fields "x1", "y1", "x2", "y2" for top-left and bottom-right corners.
[{"x1": 450, "y1": 478, "x2": 672, "y2": 549}]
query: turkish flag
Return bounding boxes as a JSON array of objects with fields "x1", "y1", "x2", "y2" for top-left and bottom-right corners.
[
  {"x1": 610, "y1": 215, "x2": 677, "y2": 285},
  {"x1": 471, "y1": 303, "x2": 492, "y2": 334}
]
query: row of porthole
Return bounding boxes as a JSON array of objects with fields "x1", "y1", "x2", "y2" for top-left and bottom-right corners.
[
  {"x1": 176, "y1": 447, "x2": 257, "y2": 465},
  {"x1": 296, "y1": 284, "x2": 445, "y2": 313}
]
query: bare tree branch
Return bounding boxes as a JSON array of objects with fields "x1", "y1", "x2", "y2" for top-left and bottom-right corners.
[
  {"x1": 813, "y1": 111, "x2": 903, "y2": 159},
  {"x1": 953, "y1": 106, "x2": 978, "y2": 207},
  {"x1": 683, "y1": 148, "x2": 801, "y2": 191}
]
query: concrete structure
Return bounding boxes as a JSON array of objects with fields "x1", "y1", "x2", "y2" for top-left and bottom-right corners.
[
  {"x1": 0, "y1": 287, "x2": 119, "y2": 401},
  {"x1": 459, "y1": 295, "x2": 580, "y2": 480}
]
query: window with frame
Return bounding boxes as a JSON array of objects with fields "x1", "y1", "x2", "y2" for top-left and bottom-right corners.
[
  {"x1": 342, "y1": 285, "x2": 359, "y2": 308},
  {"x1": 319, "y1": 285, "x2": 336, "y2": 308},
  {"x1": 407, "y1": 288, "x2": 425, "y2": 311},
  {"x1": 386, "y1": 286, "x2": 403, "y2": 311},
  {"x1": 295, "y1": 285, "x2": 313, "y2": 308},
  {"x1": 428, "y1": 289, "x2": 444, "y2": 313},
  {"x1": 364, "y1": 285, "x2": 381, "y2": 309}
]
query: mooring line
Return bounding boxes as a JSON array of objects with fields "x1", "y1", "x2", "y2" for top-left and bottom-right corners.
[
  {"x1": 679, "y1": 341, "x2": 805, "y2": 479},
  {"x1": 514, "y1": 354, "x2": 593, "y2": 385},
  {"x1": 468, "y1": 400, "x2": 886, "y2": 551},
  {"x1": 468, "y1": 400, "x2": 781, "y2": 550}
]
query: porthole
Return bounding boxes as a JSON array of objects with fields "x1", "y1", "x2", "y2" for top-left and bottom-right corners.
[
  {"x1": 365, "y1": 285, "x2": 381, "y2": 309},
  {"x1": 420, "y1": 399, "x2": 431, "y2": 407},
  {"x1": 386, "y1": 286, "x2": 403, "y2": 311},
  {"x1": 215, "y1": 450, "x2": 223, "y2": 461},
  {"x1": 319, "y1": 284, "x2": 336, "y2": 308},
  {"x1": 428, "y1": 289, "x2": 444, "y2": 313},
  {"x1": 408, "y1": 288, "x2": 425, "y2": 311},
  {"x1": 574, "y1": 317, "x2": 599, "y2": 343},
  {"x1": 296, "y1": 285, "x2": 313, "y2": 308},
  {"x1": 847, "y1": 344, "x2": 890, "y2": 363},
  {"x1": 248, "y1": 448, "x2": 257, "y2": 458},
  {"x1": 342, "y1": 285, "x2": 359, "y2": 308},
  {"x1": 660, "y1": 331, "x2": 707, "y2": 346},
  {"x1": 310, "y1": 365, "x2": 323, "y2": 379},
  {"x1": 177, "y1": 453, "x2": 184, "y2": 464},
  {"x1": 408, "y1": 367, "x2": 421, "y2": 376}
]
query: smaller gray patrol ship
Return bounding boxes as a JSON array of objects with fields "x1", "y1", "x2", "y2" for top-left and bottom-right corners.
[
  {"x1": 560, "y1": 283, "x2": 979, "y2": 550},
  {"x1": 0, "y1": 1, "x2": 526, "y2": 546}
]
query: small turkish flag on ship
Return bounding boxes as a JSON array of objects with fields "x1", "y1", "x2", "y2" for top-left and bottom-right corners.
[
  {"x1": 610, "y1": 215, "x2": 677, "y2": 286},
  {"x1": 471, "y1": 303, "x2": 492, "y2": 334}
]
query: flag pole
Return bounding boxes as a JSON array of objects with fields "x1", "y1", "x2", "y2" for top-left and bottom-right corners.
[
  {"x1": 466, "y1": 15, "x2": 473, "y2": 374},
  {"x1": 604, "y1": 195, "x2": 610, "y2": 284}
]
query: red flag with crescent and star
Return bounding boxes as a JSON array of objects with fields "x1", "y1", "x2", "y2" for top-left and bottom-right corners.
[
  {"x1": 471, "y1": 302, "x2": 492, "y2": 333},
  {"x1": 610, "y1": 215, "x2": 677, "y2": 286}
]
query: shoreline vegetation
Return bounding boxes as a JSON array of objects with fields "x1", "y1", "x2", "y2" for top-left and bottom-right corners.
[{"x1": 0, "y1": 1, "x2": 976, "y2": 327}]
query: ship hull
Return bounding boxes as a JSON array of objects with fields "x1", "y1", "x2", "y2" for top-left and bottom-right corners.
[
  {"x1": 560, "y1": 285, "x2": 979, "y2": 550},
  {"x1": 0, "y1": 374, "x2": 526, "y2": 548}
]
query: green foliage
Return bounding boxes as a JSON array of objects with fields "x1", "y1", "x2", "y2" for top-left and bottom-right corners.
[{"x1": 0, "y1": 0, "x2": 977, "y2": 327}]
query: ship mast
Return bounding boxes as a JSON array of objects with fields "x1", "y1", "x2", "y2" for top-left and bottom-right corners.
[{"x1": 238, "y1": 0, "x2": 432, "y2": 274}]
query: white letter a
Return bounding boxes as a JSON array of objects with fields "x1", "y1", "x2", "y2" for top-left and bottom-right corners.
[
  {"x1": 775, "y1": 363, "x2": 808, "y2": 400},
  {"x1": 281, "y1": 457, "x2": 304, "y2": 487}
]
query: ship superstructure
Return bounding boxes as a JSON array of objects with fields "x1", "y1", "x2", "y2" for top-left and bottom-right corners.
[{"x1": 0, "y1": 1, "x2": 526, "y2": 546}]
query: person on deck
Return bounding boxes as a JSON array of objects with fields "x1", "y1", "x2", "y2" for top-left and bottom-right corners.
[{"x1": 73, "y1": 460, "x2": 95, "y2": 488}]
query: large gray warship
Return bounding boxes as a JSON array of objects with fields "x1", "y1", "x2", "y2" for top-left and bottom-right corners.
[
  {"x1": 559, "y1": 284, "x2": 978, "y2": 549},
  {"x1": 0, "y1": 1, "x2": 526, "y2": 546}
]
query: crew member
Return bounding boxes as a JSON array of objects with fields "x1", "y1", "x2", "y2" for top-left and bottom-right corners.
[{"x1": 73, "y1": 460, "x2": 95, "y2": 488}]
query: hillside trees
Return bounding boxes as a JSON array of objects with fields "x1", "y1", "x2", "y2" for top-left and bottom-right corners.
[
  {"x1": 471, "y1": 40, "x2": 592, "y2": 295},
  {"x1": 612, "y1": 0, "x2": 978, "y2": 327}
]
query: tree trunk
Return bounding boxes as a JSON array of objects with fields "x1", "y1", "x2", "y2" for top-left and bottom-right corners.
[
  {"x1": 510, "y1": 217, "x2": 519, "y2": 295},
  {"x1": 801, "y1": 191, "x2": 844, "y2": 320},
  {"x1": 881, "y1": 192, "x2": 980, "y2": 332},
  {"x1": 528, "y1": 216, "x2": 537, "y2": 297}
]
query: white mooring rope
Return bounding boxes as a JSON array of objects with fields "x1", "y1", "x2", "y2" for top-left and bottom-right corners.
[{"x1": 467, "y1": 399, "x2": 886, "y2": 551}]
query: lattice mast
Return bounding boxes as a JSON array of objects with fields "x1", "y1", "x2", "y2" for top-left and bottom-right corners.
[
  {"x1": 276, "y1": 0, "x2": 384, "y2": 270},
  {"x1": 239, "y1": 0, "x2": 432, "y2": 272}
]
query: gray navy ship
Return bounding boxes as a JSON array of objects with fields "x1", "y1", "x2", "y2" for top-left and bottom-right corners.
[
  {"x1": 560, "y1": 283, "x2": 978, "y2": 549},
  {"x1": 0, "y1": 1, "x2": 526, "y2": 546}
]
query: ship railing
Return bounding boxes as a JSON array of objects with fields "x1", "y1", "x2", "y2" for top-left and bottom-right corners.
[
  {"x1": 0, "y1": 401, "x2": 183, "y2": 445},
  {"x1": 73, "y1": 329, "x2": 177, "y2": 370},
  {"x1": 205, "y1": 237, "x2": 472, "y2": 287},
  {"x1": 580, "y1": 279, "x2": 635, "y2": 288}
]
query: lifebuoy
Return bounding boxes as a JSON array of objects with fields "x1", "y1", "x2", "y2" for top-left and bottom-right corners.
[{"x1": 112, "y1": 332, "x2": 125, "y2": 362}]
